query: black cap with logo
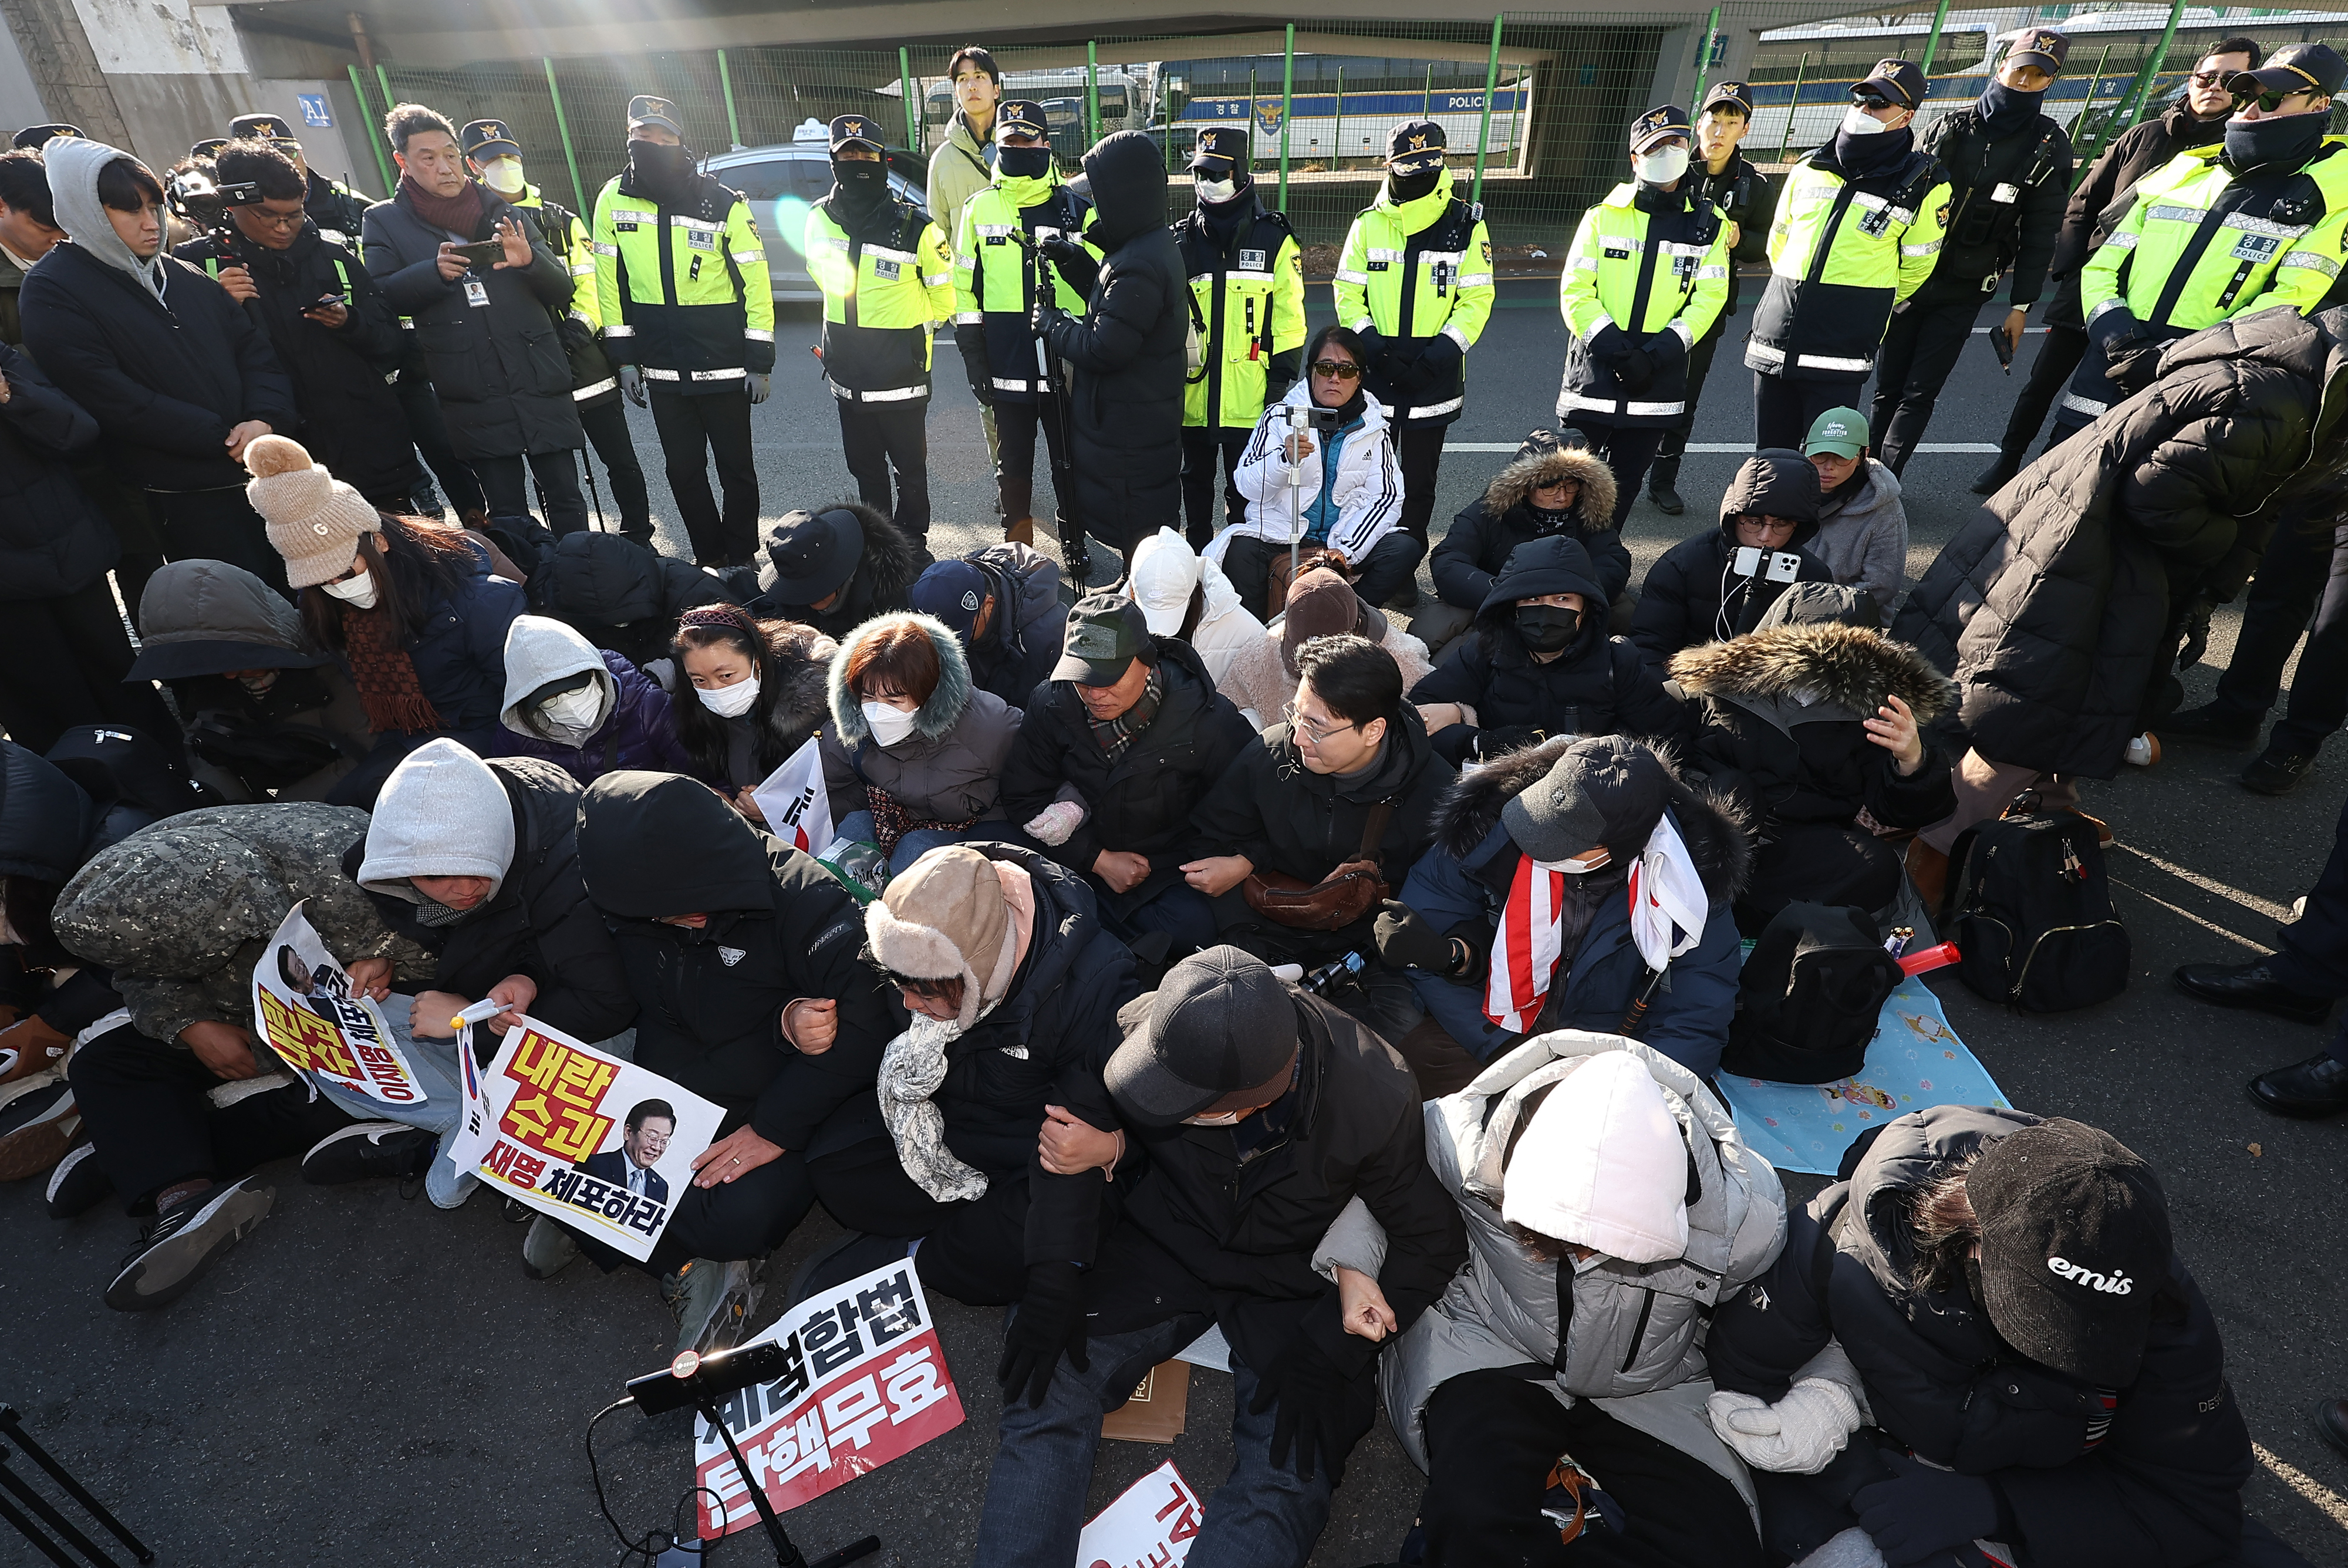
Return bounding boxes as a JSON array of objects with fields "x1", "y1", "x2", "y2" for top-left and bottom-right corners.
[
  {"x1": 189, "y1": 136, "x2": 229, "y2": 161},
  {"x1": 1385, "y1": 119, "x2": 1447, "y2": 176},
  {"x1": 994, "y1": 100, "x2": 1048, "y2": 142},
  {"x1": 1853, "y1": 58, "x2": 1928, "y2": 109},
  {"x1": 1191, "y1": 124, "x2": 1249, "y2": 170},
  {"x1": 461, "y1": 119, "x2": 523, "y2": 159},
  {"x1": 627, "y1": 95, "x2": 684, "y2": 136},
  {"x1": 13, "y1": 123, "x2": 80, "y2": 150},
  {"x1": 1051, "y1": 593, "x2": 1154, "y2": 686},
  {"x1": 1699, "y1": 80, "x2": 1755, "y2": 117},
  {"x1": 2006, "y1": 28, "x2": 2072, "y2": 72},
  {"x1": 828, "y1": 114, "x2": 886, "y2": 155},
  {"x1": 1630, "y1": 104, "x2": 1691, "y2": 152},
  {"x1": 228, "y1": 113, "x2": 299, "y2": 146},
  {"x1": 2229, "y1": 41, "x2": 2347, "y2": 101}
]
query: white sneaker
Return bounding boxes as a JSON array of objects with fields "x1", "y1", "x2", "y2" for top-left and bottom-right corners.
[{"x1": 2125, "y1": 733, "x2": 2161, "y2": 766}]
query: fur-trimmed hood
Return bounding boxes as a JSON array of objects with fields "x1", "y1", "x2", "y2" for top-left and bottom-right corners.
[
  {"x1": 1480, "y1": 443, "x2": 1618, "y2": 531},
  {"x1": 1430, "y1": 734, "x2": 1751, "y2": 902},
  {"x1": 826, "y1": 612, "x2": 975, "y2": 747},
  {"x1": 834, "y1": 497, "x2": 927, "y2": 609},
  {"x1": 1669, "y1": 622, "x2": 1954, "y2": 724},
  {"x1": 766, "y1": 618, "x2": 839, "y2": 741}
]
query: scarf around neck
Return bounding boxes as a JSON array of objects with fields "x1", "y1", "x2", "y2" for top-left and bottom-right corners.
[
  {"x1": 342, "y1": 606, "x2": 444, "y2": 734},
  {"x1": 403, "y1": 174, "x2": 485, "y2": 239}
]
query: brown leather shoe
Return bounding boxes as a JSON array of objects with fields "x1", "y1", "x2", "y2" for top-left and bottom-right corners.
[{"x1": 1905, "y1": 838, "x2": 1950, "y2": 915}]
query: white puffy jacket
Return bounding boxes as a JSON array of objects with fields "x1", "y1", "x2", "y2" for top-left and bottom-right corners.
[{"x1": 1212, "y1": 381, "x2": 1405, "y2": 565}]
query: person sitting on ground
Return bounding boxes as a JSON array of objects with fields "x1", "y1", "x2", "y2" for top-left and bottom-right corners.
[
  {"x1": 129, "y1": 558, "x2": 375, "y2": 804},
  {"x1": 1125, "y1": 525, "x2": 1266, "y2": 717},
  {"x1": 248, "y1": 433, "x2": 525, "y2": 802},
  {"x1": 1213, "y1": 325, "x2": 1419, "y2": 619},
  {"x1": 1411, "y1": 535, "x2": 1682, "y2": 767},
  {"x1": 1672, "y1": 584, "x2": 1955, "y2": 933},
  {"x1": 1001, "y1": 594, "x2": 1256, "y2": 960},
  {"x1": 970, "y1": 946, "x2": 1466, "y2": 1567},
  {"x1": 50, "y1": 802, "x2": 433, "y2": 1311},
  {"x1": 490, "y1": 614, "x2": 692, "y2": 784},
  {"x1": 1803, "y1": 407, "x2": 1908, "y2": 624},
  {"x1": 667, "y1": 602, "x2": 837, "y2": 828},
  {"x1": 0, "y1": 739, "x2": 181, "y2": 1201},
  {"x1": 1632, "y1": 449, "x2": 1834, "y2": 677},
  {"x1": 747, "y1": 500, "x2": 922, "y2": 642},
  {"x1": 572, "y1": 770, "x2": 899, "y2": 1354},
  {"x1": 312, "y1": 739, "x2": 636, "y2": 1201},
  {"x1": 820, "y1": 612, "x2": 1022, "y2": 875},
  {"x1": 1382, "y1": 734, "x2": 1749, "y2": 1082},
  {"x1": 808, "y1": 841, "x2": 1138, "y2": 1341},
  {"x1": 1422, "y1": 429, "x2": 1634, "y2": 651},
  {"x1": 908, "y1": 540, "x2": 1068, "y2": 706},
  {"x1": 525, "y1": 528, "x2": 743, "y2": 672},
  {"x1": 1705, "y1": 1109, "x2": 2257, "y2": 1568},
  {"x1": 1314, "y1": 1036, "x2": 1786, "y2": 1568},
  {"x1": 1216, "y1": 566, "x2": 1435, "y2": 731},
  {"x1": 1184, "y1": 633, "x2": 1455, "y2": 1044}
]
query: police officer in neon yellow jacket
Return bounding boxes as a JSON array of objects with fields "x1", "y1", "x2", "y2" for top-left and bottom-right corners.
[
  {"x1": 1333, "y1": 120, "x2": 1496, "y2": 575},
  {"x1": 2063, "y1": 42, "x2": 2348, "y2": 439},
  {"x1": 1176, "y1": 124, "x2": 1307, "y2": 547},
  {"x1": 952, "y1": 99, "x2": 1098, "y2": 551},
  {"x1": 805, "y1": 114, "x2": 954, "y2": 555},
  {"x1": 1745, "y1": 60, "x2": 1951, "y2": 450},
  {"x1": 1557, "y1": 105, "x2": 1732, "y2": 527},
  {"x1": 592, "y1": 95, "x2": 772, "y2": 566},
  {"x1": 467, "y1": 119, "x2": 652, "y2": 545}
]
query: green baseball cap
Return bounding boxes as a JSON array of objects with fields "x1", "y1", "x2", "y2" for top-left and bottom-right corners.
[{"x1": 1804, "y1": 407, "x2": 1868, "y2": 460}]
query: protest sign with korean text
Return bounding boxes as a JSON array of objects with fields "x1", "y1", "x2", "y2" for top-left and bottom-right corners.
[
  {"x1": 249, "y1": 901, "x2": 426, "y2": 1105},
  {"x1": 693, "y1": 1259, "x2": 964, "y2": 1536},
  {"x1": 1077, "y1": 1459, "x2": 1203, "y2": 1568},
  {"x1": 444, "y1": 1011, "x2": 721, "y2": 1262}
]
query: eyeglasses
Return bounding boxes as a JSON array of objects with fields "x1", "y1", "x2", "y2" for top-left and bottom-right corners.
[
  {"x1": 247, "y1": 207, "x2": 306, "y2": 232},
  {"x1": 1280, "y1": 700, "x2": 1359, "y2": 742},
  {"x1": 1310, "y1": 359, "x2": 1362, "y2": 379}
]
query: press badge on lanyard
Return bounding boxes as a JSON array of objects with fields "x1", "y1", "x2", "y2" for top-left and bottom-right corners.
[
  {"x1": 464, "y1": 277, "x2": 490, "y2": 308},
  {"x1": 1992, "y1": 183, "x2": 2020, "y2": 204}
]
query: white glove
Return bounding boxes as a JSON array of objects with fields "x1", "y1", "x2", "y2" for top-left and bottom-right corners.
[
  {"x1": 1794, "y1": 1527, "x2": 1887, "y2": 1568},
  {"x1": 1023, "y1": 798, "x2": 1088, "y2": 847},
  {"x1": 1706, "y1": 1376, "x2": 1864, "y2": 1473}
]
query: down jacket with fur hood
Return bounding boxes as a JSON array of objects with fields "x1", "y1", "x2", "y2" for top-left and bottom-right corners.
[
  {"x1": 1432, "y1": 437, "x2": 1632, "y2": 612},
  {"x1": 1671, "y1": 585, "x2": 1956, "y2": 841},
  {"x1": 1894, "y1": 304, "x2": 2348, "y2": 777},
  {"x1": 1315, "y1": 1032, "x2": 1786, "y2": 1513},
  {"x1": 1632, "y1": 450, "x2": 1834, "y2": 676},
  {"x1": 1398, "y1": 736, "x2": 1750, "y2": 1073},
  {"x1": 685, "y1": 618, "x2": 838, "y2": 796},
  {"x1": 819, "y1": 613, "x2": 1022, "y2": 828}
]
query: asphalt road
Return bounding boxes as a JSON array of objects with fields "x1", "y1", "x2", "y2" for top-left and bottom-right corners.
[{"x1": 7, "y1": 278, "x2": 2348, "y2": 1566}]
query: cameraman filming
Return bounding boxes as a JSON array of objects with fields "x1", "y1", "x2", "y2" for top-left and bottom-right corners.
[{"x1": 174, "y1": 140, "x2": 417, "y2": 511}]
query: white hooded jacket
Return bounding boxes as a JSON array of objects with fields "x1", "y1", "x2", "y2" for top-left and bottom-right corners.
[
  {"x1": 1216, "y1": 380, "x2": 1405, "y2": 564},
  {"x1": 1315, "y1": 1032, "x2": 1786, "y2": 1513}
]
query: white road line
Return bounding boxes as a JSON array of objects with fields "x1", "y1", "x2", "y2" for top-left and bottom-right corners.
[
  {"x1": 2112, "y1": 842, "x2": 2296, "y2": 922},
  {"x1": 2109, "y1": 876, "x2": 2272, "y2": 953},
  {"x1": 2253, "y1": 1442, "x2": 2348, "y2": 1530}
]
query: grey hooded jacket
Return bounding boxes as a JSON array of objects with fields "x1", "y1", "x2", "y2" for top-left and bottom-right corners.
[
  {"x1": 1314, "y1": 1031, "x2": 1786, "y2": 1512},
  {"x1": 1810, "y1": 456, "x2": 1910, "y2": 625},
  {"x1": 819, "y1": 612, "x2": 1023, "y2": 827}
]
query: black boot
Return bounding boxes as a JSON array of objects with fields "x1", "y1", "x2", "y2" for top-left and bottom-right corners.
[
  {"x1": 1647, "y1": 457, "x2": 1685, "y2": 515},
  {"x1": 1970, "y1": 449, "x2": 2022, "y2": 495}
]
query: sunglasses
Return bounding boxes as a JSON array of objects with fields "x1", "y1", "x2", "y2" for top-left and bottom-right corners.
[
  {"x1": 2235, "y1": 87, "x2": 2312, "y2": 113},
  {"x1": 1310, "y1": 358, "x2": 1362, "y2": 379},
  {"x1": 2189, "y1": 70, "x2": 2232, "y2": 86}
]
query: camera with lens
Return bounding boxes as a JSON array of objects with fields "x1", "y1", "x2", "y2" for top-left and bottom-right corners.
[{"x1": 168, "y1": 166, "x2": 264, "y2": 244}]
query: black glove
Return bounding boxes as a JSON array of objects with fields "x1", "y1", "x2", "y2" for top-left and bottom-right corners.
[
  {"x1": 2101, "y1": 326, "x2": 2162, "y2": 396},
  {"x1": 616, "y1": 364, "x2": 646, "y2": 408},
  {"x1": 1037, "y1": 237, "x2": 1099, "y2": 297},
  {"x1": 2179, "y1": 595, "x2": 2215, "y2": 670},
  {"x1": 996, "y1": 1260, "x2": 1090, "y2": 1409},
  {"x1": 954, "y1": 323, "x2": 991, "y2": 406},
  {"x1": 1355, "y1": 325, "x2": 1388, "y2": 375},
  {"x1": 1245, "y1": 1331, "x2": 1353, "y2": 1482},
  {"x1": 1853, "y1": 1453, "x2": 2000, "y2": 1567},
  {"x1": 1373, "y1": 899, "x2": 1454, "y2": 973},
  {"x1": 1415, "y1": 332, "x2": 1463, "y2": 389},
  {"x1": 1613, "y1": 348, "x2": 1656, "y2": 392},
  {"x1": 1031, "y1": 300, "x2": 1071, "y2": 346}
]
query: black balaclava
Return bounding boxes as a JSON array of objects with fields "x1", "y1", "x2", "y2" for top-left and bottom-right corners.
[
  {"x1": 2226, "y1": 111, "x2": 2329, "y2": 176},
  {"x1": 832, "y1": 153, "x2": 889, "y2": 212},
  {"x1": 1388, "y1": 164, "x2": 1442, "y2": 203},
  {"x1": 998, "y1": 144, "x2": 1052, "y2": 180},
  {"x1": 1976, "y1": 78, "x2": 2046, "y2": 137},
  {"x1": 1832, "y1": 114, "x2": 1914, "y2": 180},
  {"x1": 628, "y1": 139, "x2": 697, "y2": 207}
]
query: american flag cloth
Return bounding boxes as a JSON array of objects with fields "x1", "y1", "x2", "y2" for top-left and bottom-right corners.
[{"x1": 1485, "y1": 854, "x2": 1573, "y2": 1033}]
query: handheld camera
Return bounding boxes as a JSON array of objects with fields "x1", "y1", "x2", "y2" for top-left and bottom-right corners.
[{"x1": 167, "y1": 166, "x2": 264, "y2": 247}]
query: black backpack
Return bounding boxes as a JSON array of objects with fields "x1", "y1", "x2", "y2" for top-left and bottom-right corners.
[
  {"x1": 1947, "y1": 808, "x2": 2128, "y2": 1012},
  {"x1": 1722, "y1": 902, "x2": 1904, "y2": 1084}
]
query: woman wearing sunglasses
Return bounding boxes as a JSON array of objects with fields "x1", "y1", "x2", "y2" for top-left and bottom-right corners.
[
  {"x1": 2061, "y1": 41, "x2": 2348, "y2": 446},
  {"x1": 1209, "y1": 323, "x2": 1421, "y2": 620}
]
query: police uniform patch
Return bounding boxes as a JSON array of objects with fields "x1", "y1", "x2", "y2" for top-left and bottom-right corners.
[
  {"x1": 873, "y1": 257, "x2": 901, "y2": 280},
  {"x1": 1238, "y1": 247, "x2": 1266, "y2": 269},
  {"x1": 687, "y1": 228, "x2": 716, "y2": 252}
]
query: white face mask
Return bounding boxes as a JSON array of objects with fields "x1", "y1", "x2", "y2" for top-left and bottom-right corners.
[
  {"x1": 862, "y1": 700, "x2": 920, "y2": 747},
  {"x1": 541, "y1": 685, "x2": 603, "y2": 730},
  {"x1": 1635, "y1": 146, "x2": 1689, "y2": 184},
  {"x1": 480, "y1": 157, "x2": 527, "y2": 194},
  {"x1": 1840, "y1": 106, "x2": 1894, "y2": 136},
  {"x1": 321, "y1": 567, "x2": 378, "y2": 609},
  {"x1": 1195, "y1": 176, "x2": 1237, "y2": 204},
  {"x1": 695, "y1": 675, "x2": 760, "y2": 717}
]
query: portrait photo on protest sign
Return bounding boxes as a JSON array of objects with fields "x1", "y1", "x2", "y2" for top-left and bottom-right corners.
[
  {"x1": 249, "y1": 900, "x2": 426, "y2": 1105},
  {"x1": 694, "y1": 1259, "x2": 964, "y2": 1537},
  {"x1": 446, "y1": 1012, "x2": 722, "y2": 1263}
]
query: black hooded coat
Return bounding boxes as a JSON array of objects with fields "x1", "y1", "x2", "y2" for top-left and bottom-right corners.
[
  {"x1": 528, "y1": 530, "x2": 743, "y2": 670},
  {"x1": 747, "y1": 499, "x2": 923, "y2": 643},
  {"x1": 1631, "y1": 449, "x2": 1835, "y2": 675},
  {"x1": 0, "y1": 740, "x2": 143, "y2": 1037},
  {"x1": 1037, "y1": 132, "x2": 1188, "y2": 552},
  {"x1": 575, "y1": 771, "x2": 898, "y2": 1151}
]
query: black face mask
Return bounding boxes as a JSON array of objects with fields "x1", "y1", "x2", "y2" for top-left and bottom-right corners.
[
  {"x1": 998, "y1": 145, "x2": 1052, "y2": 180},
  {"x1": 2225, "y1": 111, "x2": 2328, "y2": 174},
  {"x1": 1514, "y1": 605, "x2": 1582, "y2": 652},
  {"x1": 629, "y1": 139, "x2": 696, "y2": 201},
  {"x1": 1976, "y1": 78, "x2": 2046, "y2": 137},
  {"x1": 832, "y1": 157, "x2": 888, "y2": 207},
  {"x1": 1388, "y1": 166, "x2": 1442, "y2": 203}
]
